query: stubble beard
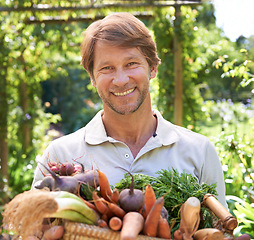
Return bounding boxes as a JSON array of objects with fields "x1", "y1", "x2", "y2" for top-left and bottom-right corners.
[{"x1": 98, "y1": 84, "x2": 150, "y2": 115}]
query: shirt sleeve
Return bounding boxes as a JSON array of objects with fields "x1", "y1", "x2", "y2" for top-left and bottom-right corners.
[{"x1": 200, "y1": 140, "x2": 228, "y2": 209}]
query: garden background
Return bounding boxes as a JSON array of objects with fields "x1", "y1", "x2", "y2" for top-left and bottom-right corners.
[{"x1": 0, "y1": 0, "x2": 253, "y2": 237}]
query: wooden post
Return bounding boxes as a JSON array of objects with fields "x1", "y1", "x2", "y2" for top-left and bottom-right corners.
[
  {"x1": 173, "y1": 3, "x2": 183, "y2": 126},
  {"x1": 0, "y1": 66, "x2": 9, "y2": 187}
]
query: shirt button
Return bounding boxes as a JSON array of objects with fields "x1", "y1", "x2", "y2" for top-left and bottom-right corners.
[{"x1": 124, "y1": 154, "x2": 129, "y2": 159}]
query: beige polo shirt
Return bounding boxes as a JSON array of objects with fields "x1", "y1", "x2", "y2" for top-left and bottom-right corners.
[{"x1": 32, "y1": 109, "x2": 227, "y2": 208}]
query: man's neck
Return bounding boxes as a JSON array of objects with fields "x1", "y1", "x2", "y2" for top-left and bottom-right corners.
[{"x1": 102, "y1": 105, "x2": 157, "y2": 158}]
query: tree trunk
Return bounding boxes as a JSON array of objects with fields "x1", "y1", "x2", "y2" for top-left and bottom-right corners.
[
  {"x1": 0, "y1": 66, "x2": 9, "y2": 188},
  {"x1": 173, "y1": 4, "x2": 183, "y2": 126},
  {"x1": 19, "y1": 53, "x2": 31, "y2": 152}
]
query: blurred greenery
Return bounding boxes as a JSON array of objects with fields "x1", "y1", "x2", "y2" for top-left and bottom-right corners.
[{"x1": 0, "y1": 1, "x2": 253, "y2": 238}]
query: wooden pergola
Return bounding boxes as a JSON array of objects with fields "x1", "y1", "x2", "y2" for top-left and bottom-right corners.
[{"x1": 1, "y1": 0, "x2": 203, "y2": 126}]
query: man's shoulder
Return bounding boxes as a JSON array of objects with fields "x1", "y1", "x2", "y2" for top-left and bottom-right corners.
[
  {"x1": 154, "y1": 109, "x2": 210, "y2": 144},
  {"x1": 51, "y1": 126, "x2": 87, "y2": 146},
  {"x1": 173, "y1": 124, "x2": 210, "y2": 143}
]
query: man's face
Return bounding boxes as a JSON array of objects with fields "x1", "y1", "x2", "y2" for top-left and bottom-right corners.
[{"x1": 92, "y1": 41, "x2": 157, "y2": 115}]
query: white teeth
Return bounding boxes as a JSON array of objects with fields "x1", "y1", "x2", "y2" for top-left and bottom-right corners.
[{"x1": 114, "y1": 88, "x2": 134, "y2": 96}]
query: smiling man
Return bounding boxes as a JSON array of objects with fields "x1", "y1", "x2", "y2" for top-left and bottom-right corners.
[{"x1": 32, "y1": 12, "x2": 227, "y2": 240}]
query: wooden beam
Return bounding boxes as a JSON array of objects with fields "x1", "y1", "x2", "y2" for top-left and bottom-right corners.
[
  {"x1": 24, "y1": 12, "x2": 154, "y2": 24},
  {"x1": 0, "y1": 1, "x2": 202, "y2": 13},
  {"x1": 173, "y1": 3, "x2": 183, "y2": 126}
]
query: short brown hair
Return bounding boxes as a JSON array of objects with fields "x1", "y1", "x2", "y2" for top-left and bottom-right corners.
[{"x1": 80, "y1": 12, "x2": 161, "y2": 77}]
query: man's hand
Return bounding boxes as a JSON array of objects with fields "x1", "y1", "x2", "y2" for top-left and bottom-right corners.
[
  {"x1": 42, "y1": 226, "x2": 64, "y2": 240},
  {"x1": 28, "y1": 226, "x2": 64, "y2": 240}
]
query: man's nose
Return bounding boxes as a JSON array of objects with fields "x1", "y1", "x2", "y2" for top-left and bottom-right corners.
[{"x1": 112, "y1": 69, "x2": 129, "y2": 86}]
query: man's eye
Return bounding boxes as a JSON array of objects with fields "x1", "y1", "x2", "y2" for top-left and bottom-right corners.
[
  {"x1": 128, "y1": 62, "x2": 136, "y2": 66},
  {"x1": 102, "y1": 66, "x2": 111, "y2": 70}
]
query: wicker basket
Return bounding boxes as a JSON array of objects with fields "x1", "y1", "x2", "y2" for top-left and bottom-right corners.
[{"x1": 62, "y1": 221, "x2": 165, "y2": 240}]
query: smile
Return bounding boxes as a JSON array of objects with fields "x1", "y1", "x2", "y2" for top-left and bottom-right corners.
[{"x1": 113, "y1": 88, "x2": 135, "y2": 96}]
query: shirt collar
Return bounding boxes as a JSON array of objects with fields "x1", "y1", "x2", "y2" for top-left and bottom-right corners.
[
  {"x1": 85, "y1": 109, "x2": 179, "y2": 146},
  {"x1": 152, "y1": 109, "x2": 179, "y2": 145},
  {"x1": 85, "y1": 110, "x2": 109, "y2": 144}
]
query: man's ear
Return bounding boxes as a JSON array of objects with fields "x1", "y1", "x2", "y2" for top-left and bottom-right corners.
[
  {"x1": 90, "y1": 77, "x2": 96, "y2": 87},
  {"x1": 150, "y1": 66, "x2": 157, "y2": 79}
]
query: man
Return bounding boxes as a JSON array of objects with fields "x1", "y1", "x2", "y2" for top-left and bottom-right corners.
[{"x1": 33, "y1": 12, "x2": 227, "y2": 239}]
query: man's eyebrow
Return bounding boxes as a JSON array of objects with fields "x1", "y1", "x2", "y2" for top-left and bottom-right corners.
[{"x1": 97, "y1": 55, "x2": 142, "y2": 68}]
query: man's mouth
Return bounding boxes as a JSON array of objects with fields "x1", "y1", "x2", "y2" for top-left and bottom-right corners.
[{"x1": 113, "y1": 88, "x2": 135, "y2": 96}]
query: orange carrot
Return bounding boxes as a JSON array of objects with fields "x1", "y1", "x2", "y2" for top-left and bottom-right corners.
[
  {"x1": 143, "y1": 196, "x2": 164, "y2": 237},
  {"x1": 157, "y1": 216, "x2": 171, "y2": 239},
  {"x1": 92, "y1": 191, "x2": 109, "y2": 215},
  {"x1": 101, "y1": 213, "x2": 109, "y2": 223},
  {"x1": 110, "y1": 188, "x2": 120, "y2": 204},
  {"x1": 109, "y1": 216, "x2": 122, "y2": 231},
  {"x1": 144, "y1": 184, "x2": 156, "y2": 217},
  {"x1": 79, "y1": 197, "x2": 98, "y2": 212},
  {"x1": 97, "y1": 170, "x2": 112, "y2": 201},
  {"x1": 174, "y1": 229, "x2": 183, "y2": 240},
  {"x1": 97, "y1": 219, "x2": 108, "y2": 228},
  {"x1": 120, "y1": 212, "x2": 144, "y2": 240},
  {"x1": 107, "y1": 202, "x2": 126, "y2": 219}
]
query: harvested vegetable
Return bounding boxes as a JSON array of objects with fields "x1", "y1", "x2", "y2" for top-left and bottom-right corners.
[
  {"x1": 203, "y1": 194, "x2": 238, "y2": 231},
  {"x1": 143, "y1": 196, "x2": 164, "y2": 237},
  {"x1": 235, "y1": 234, "x2": 251, "y2": 240},
  {"x1": 120, "y1": 212, "x2": 144, "y2": 240},
  {"x1": 144, "y1": 184, "x2": 157, "y2": 217},
  {"x1": 193, "y1": 228, "x2": 224, "y2": 240},
  {"x1": 110, "y1": 188, "x2": 120, "y2": 204},
  {"x1": 174, "y1": 229, "x2": 183, "y2": 240},
  {"x1": 107, "y1": 202, "x2": 126, "y2": 219},
  {"x1": 97, "y1": 170, "x2": 113, "y2": 201},
  {"x1": 109, "y1": 216, "x2": 122, "y2": 231},
  {"x1": 74, "y1": 169, "x2": 99, "y2": 189},
  {"x1": 157, "y1": 216, "x2": 172, "y2": 239},
  {"x1": 36, "y1": 162, "x2": 79, "y2": 194},
  {"x1": 59, "y1": 162, "x2": 75, "y2": 176},
  {"x1": 2, "y1": 190, "x2": 99, "y2": 239},
  {"x1": 179, "y1": 197, "x2": 201, "y2": 240},
  {"x1": 118, "y1": 168, "x2": 144, "y2": 213},
  {"x1": 34, "y1": 175, "x2": 55, "y2": 191},
  {"x1": 92, "y1": 191, "x2": 109, "y2": 215},
  {"x1": 115, "y1": 169, "x2": 217, "y2": 231},
  {"x1": 2, "y1": 190, "x2": 58, "y2": 238}
]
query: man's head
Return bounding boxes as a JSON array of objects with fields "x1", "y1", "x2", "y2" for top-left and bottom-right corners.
[{"x1": 80, "y1": 12, "x2": 160, "y2": 79}]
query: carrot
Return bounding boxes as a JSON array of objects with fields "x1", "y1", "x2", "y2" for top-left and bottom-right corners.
[
  {"x1": 174, "y1": 229, "x2": 183, "y2": 240},
  {"x1": 109, "y1": 216, "x2": 122, "y2": 231},
  {"x1": 101, "y1": 213, "x2": 109, "y2": 223},
  {"x1": 144, "y1": 184, "x2": 156, "y2": 217},
  {"x1": 203, "y1": 194, "x2": 238, "y2": 231},
  {"x1": 97, "y1": 219, "x2": 108, "y2": 228},
  {"x1": 120, "y1": 212, "x2": 144, "y2": 240},
  {"x1": 107, "y1": 202, "x2": 126, "y2": 219},
  {"x1": 79, "y1": 198, "x2": 98, "y2": 212},
  {"x1": 157, "y1": 216, "x2": 171, "y2": 239},
  {"x1": 110, "y1": 188, "x2": 120, "y2": 204},
  {"x1": 143, "y1": 196, "x2": 164, "y2": 237},
  {"x1": 92, "y1": 191, "x2": 109, "y2": 215},
  {"x1": 97, "y1": 170, "x2": 112, "y2": 201}
]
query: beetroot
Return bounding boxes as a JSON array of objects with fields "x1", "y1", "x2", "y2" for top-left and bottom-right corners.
[
  {"x1": 117, "y1": 168, "x2": 145, "y2": 213},
  {"x1": 73, "y1": 170, "x2": 99, "y2": 189},
  {"x1": 37, "y1": 162, "x2": 79, "y2": 194},
  {"x1": 34, "y1": 176, "x2": 55, "y2": 191},
  {"x1": 59, "y1": 162, "x2": 75, "y2": 176}
]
